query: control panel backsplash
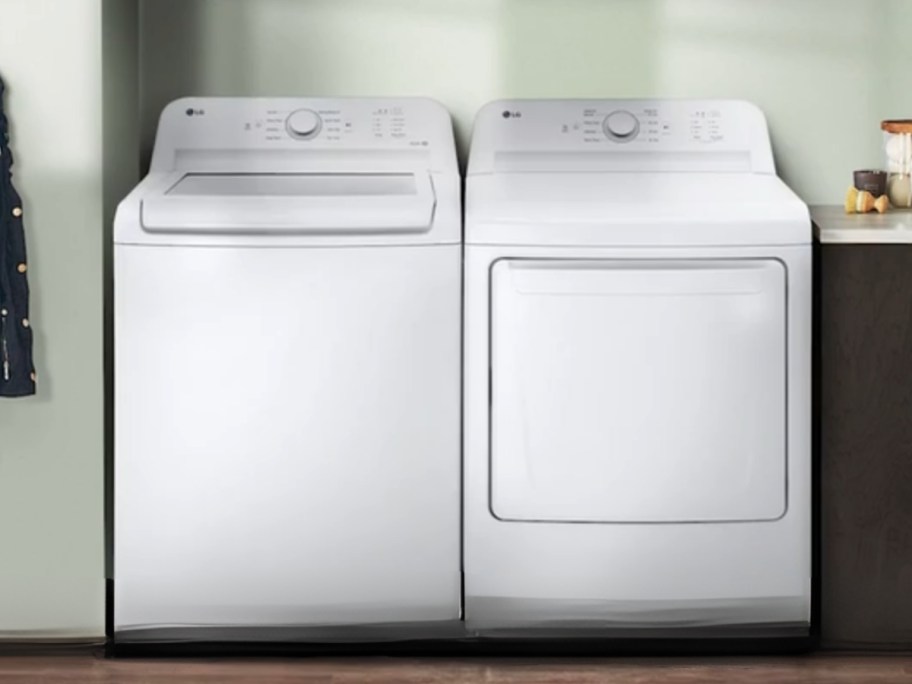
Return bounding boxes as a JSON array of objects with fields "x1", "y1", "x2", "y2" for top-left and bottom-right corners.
[
  {"x1": 150, "y1": 97, "x2": 456, "y2": 172},
  {"x1": 469, "y1": 99, "x2": 774, "y2": 174}
]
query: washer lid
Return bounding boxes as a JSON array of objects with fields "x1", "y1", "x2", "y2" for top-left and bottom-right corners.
[
  {"x1": 466, "y1": 172, "x2": 810, "y2": 247},
  {"x1": 141, "y1": 171, "x2": 436, "y2": 235}
]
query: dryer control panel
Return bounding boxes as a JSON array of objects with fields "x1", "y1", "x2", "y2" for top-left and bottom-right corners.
[
  {"x1": 150, "y1": 97, "x2": 458, "y2": 174},
  {"x1": 468, "y1": 99, "x2": 775, "y2": 175}
]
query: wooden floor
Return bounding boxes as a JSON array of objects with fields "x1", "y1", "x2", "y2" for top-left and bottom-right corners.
[{"x1": 0, "y1": 654, "x2": 911, "y2": 683}]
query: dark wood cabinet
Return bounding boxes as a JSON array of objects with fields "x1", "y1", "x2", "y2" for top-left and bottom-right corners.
[{"x1": 818, "y1": 234, "x2": 912, "y2": 648}]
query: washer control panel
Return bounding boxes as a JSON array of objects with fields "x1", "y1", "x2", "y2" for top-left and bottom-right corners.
[
  {"x1": 266, "y1": 104, "x2": 416, "y2": 144},
  {"x1": 151, "y1": 97, "x2": 456, "y2": 172},
  {"x1": 237, "y1": 102, "x2": 429, "y2": 144}
]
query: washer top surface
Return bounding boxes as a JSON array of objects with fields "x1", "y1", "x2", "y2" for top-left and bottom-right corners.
[
  {"x1": 466, "y1": 99, "x2": 810, "y2": 248},
  {"x1": 115, "y1": 97, "x2": 460, "y2": 248}
]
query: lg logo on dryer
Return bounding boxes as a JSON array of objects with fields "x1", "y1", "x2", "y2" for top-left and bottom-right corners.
[{"x1": 502, "y1": 110, "x2": 522, "y2": 119}]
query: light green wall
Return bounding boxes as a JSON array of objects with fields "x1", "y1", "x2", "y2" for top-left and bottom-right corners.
[
  {"x1": 0, "y1": 0, "x2": 105, "y2": 638},
  {"x1": 139, "y1": 0, "x2": 912, "y2": 204},
  {"x1": 0, "y1": 0, "x2": 137, "y2": 638}
]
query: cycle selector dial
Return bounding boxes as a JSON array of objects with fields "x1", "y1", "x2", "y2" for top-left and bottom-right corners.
[
  {"x1": 286, "y1": 109, "x2": 323, "y2": 140},
  {"x1": 603, "y1": 110, "x2": 640, "y2": 142}
]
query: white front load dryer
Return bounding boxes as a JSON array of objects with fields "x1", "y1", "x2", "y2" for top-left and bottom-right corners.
[{"x1": 463, "y1": 99, "x2": 812, "y2": 641}]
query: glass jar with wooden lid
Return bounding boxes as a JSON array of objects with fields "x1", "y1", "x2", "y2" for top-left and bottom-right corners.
[{"x1": 883, "y1": 120, "x2": 912, "y2": 208}]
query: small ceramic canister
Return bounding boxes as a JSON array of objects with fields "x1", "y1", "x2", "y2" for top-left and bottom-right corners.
[{"x1": 853, "y1": 169, "x2": 887, "y2": 197}]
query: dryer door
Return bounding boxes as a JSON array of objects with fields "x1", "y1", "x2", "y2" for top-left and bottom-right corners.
[{"x1": 490, "y1": 258, "x2": 787, "y2": 523}]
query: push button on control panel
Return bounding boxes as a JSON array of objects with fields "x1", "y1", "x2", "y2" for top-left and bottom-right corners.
[
  {"x1": 286, "y1": 109, "x2": 323, "y2": 140},
  {"x1": 603, "y1": 110, "x2": 640, "y2": 142}
]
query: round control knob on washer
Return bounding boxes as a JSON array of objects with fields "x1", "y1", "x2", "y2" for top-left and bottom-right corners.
[
  {"x1": 285, "y1": 109, "x2": 323, "y2": 140},
  {"x1": 603, "y1": 110, "x2": 640, "y2": 142}
]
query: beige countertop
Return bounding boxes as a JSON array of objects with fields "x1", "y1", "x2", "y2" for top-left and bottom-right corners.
[{"x1": 812, "y1": 205, "x2": 912, "y2": 244}]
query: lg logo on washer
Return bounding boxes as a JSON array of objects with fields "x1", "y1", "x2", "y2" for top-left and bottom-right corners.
[{"x1": 501, "y1": 109, "x2": 522, "y2": 119}]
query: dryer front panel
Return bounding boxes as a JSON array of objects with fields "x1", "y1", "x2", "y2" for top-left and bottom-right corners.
[{"x1": 490, "y1": 258, "x2": 787, "y2": 524}]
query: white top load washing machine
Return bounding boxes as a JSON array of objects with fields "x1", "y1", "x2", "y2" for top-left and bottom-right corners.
[
  {"x1": 114, "y1": 98, "x2": 462, "y2": 642},
  {"x1": 464, "y1": 99, "x2": 811, "y2": 639}
]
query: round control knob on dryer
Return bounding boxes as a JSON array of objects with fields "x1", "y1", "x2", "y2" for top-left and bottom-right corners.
[
  {"x1": 286, "y1": 109, "x2": 323, "y2": 140},
  {"x1": 603, "y1": 110, "x2": 640, "y2": 141}
]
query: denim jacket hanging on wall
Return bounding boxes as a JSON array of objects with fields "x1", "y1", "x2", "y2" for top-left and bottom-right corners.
[{"x1": 0, "y1": 76, "x2": 36, "y2": 397}]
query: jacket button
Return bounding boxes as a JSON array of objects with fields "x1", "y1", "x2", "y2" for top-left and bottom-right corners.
[
  {"x1": 21, "y1": 318, "x2": 29, "y2": 328},
  {"x1": 17, "y1": 263, "x2": 26, "y2": 273},
  {"x1": 11, "y1": 207, "x2": 22, "y2": 218}
]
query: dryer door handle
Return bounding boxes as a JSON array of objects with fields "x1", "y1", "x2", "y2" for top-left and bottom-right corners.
[{"x1": 503, "y1": 259, "x2": 782, "y2": 297}]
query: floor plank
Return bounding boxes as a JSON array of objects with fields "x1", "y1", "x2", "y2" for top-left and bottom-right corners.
[{"x1": 0, "y1": 654, "x2": 911, "y2": 683}]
